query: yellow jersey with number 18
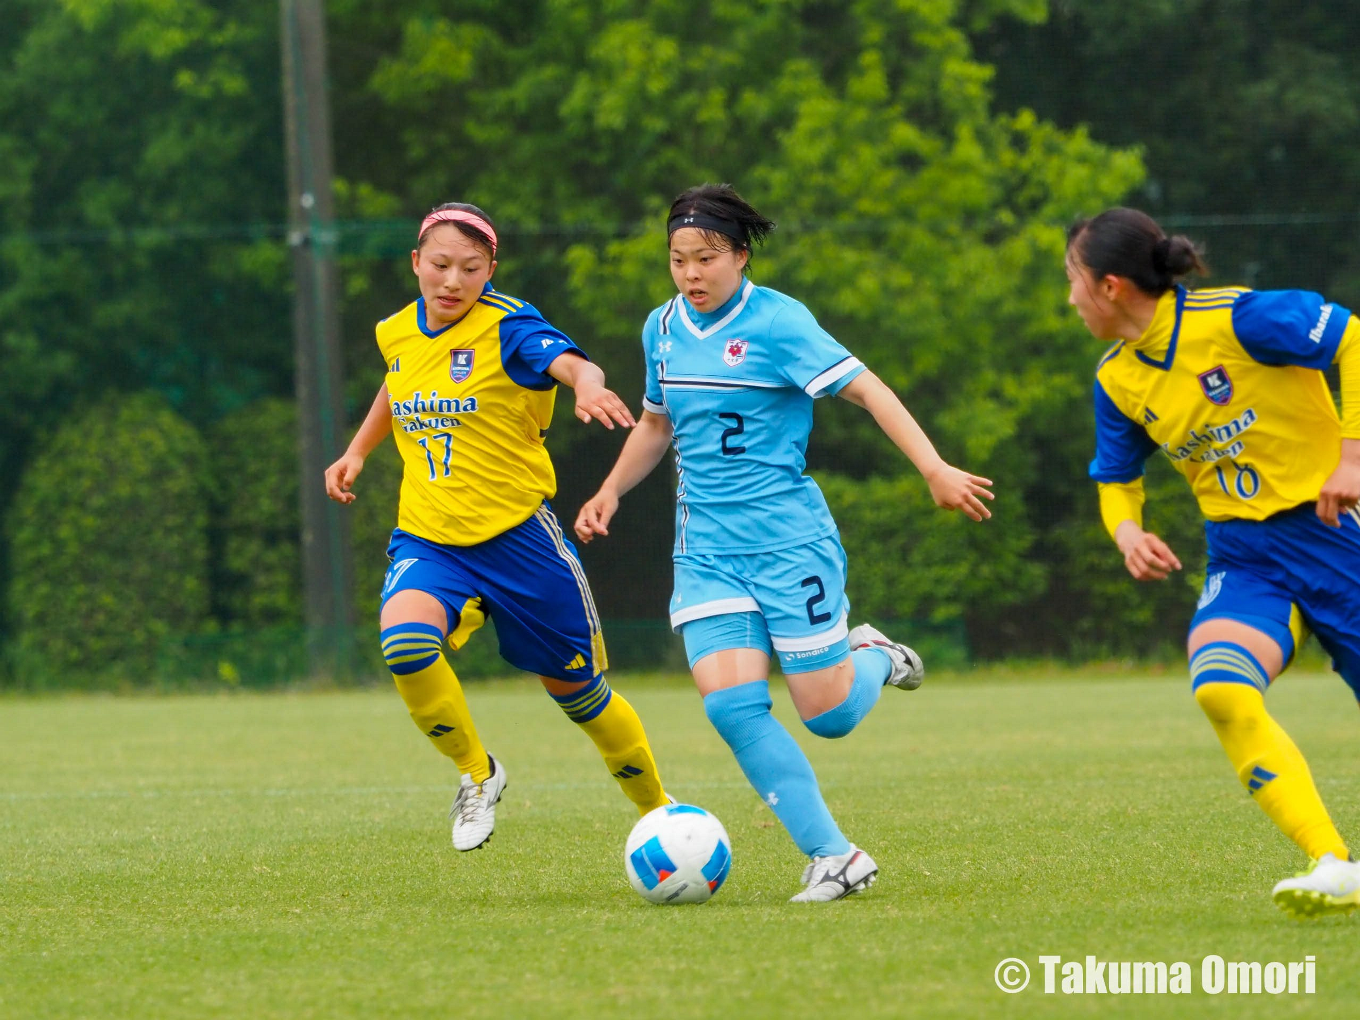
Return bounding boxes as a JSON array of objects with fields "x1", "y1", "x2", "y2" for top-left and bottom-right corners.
[
  {"x1": 1090, "y1": 285, "x2": 1359, "y2": 526},
  {"x1": 376, "y1": 283, "x2": 584, "y2": 546}
]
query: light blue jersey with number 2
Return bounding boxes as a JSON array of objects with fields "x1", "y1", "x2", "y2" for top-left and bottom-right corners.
[
  {"x1": 642, "y1": 280, "x2": 866, "y2": 556},
  {"x1": 641, "y1": 280, "x2": 866, "y2": 650}
]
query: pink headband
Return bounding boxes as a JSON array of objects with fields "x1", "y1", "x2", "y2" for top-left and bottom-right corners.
[{"x1": 418, "y1": 210, "x2": 498, "y2": 254}]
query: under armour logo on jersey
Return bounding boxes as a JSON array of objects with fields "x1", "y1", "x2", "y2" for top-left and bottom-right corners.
[{"x1": 655, "y1": 340, "x2": 673, "y2": 356}]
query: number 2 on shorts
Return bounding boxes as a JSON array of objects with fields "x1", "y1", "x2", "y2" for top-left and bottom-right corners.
[{"x1": 801, "y1": 575, "x2": 831, "y2": 625}]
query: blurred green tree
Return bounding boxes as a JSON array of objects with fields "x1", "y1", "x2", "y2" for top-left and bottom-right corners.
[
  {"x1": 978, "y1": 0, "x2": 1360, "y2": 300},
  {"x1": 6, "y1": 393, "x2": 210, "y2": 685},
  {"x1": 0, "y1": 0, "x2": 290, "y2": 436}
]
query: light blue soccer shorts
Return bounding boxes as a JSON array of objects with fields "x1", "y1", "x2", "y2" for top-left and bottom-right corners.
[{"x1": 670, "y1": 535, "x2": 851, "y2": 674}]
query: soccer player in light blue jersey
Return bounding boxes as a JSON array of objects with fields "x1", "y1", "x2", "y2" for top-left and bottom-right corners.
[{"x1": 576, "y1": 184, "x2": 994, "y2": 901}]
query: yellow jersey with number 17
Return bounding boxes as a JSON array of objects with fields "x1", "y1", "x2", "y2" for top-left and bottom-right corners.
[
  {"x1": 1090, "y1": 285, "x2": 1360, "y2": 528},
  {"x1": 376, "y1": 283, "x2": 584, "y2": 546}
]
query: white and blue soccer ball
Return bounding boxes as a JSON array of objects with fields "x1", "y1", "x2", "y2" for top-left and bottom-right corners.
[{"x1": 624, "y1": 803, "x2": 732, "y2": 904}]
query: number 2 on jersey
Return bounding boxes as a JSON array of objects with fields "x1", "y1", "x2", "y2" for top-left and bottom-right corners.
[
  {"x1": 417, "y1": 431, "x2": 454, "y2": 480},
  {"x1": 718, "y1": 412, "x2": 746, "y2": 456}
]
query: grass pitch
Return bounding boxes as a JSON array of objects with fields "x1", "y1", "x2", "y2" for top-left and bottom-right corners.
[{"x1": 3, "y1": 670, "x2": 1359, "y2": 1019}]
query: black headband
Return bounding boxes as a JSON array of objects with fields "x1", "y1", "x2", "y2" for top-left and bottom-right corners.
[{"x1": 667, "y1": 212, "x2": 746, "y2": 245}]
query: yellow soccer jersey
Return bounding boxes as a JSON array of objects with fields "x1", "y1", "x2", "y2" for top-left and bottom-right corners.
[
  {"x1": 1090, "y1": 284, "x2": 1357, "y2": 524},
  {"x1": 376, "y1": 284, "x2": 584, "y2": 546}
]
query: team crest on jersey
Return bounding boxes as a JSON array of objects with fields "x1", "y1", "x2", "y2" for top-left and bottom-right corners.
[
  {"x1": 723, "y1": 338, "x2": 749, "y2": 367},
  {"x1": 449, "y1": 349, "x2": 475, "y2": 383},
  {"x1": 1198, "y1": 365, "x2": 1233, "y2": 405}
]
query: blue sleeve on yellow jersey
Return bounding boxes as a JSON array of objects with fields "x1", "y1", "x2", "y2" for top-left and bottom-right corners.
[
  {"x1": 1230, "y1": 290, "x2": 1352, "y2": 370},
  {"x1": 769, "y1": 301, "x2": 866, "y2": 397},
  {"x1": 497, "y1": 304, "x2": 585, "y2": 391},
  {"x1": 1089, "y1": 378, "x2": 1160, "y2": 483},
  {"x1": 640, "y1": 311, "x2": 666, "y2": 415}
]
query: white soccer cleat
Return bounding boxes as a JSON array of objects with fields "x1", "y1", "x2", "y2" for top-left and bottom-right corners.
[
  {"x1": 449, "y1": 754, "x2": 508, "y2": 851},
  {"x1": 848, "y1": 623, "x2": 924, "y2": 690},
  {"x1": 789, "y1": 846, "x2": 879, "y2": 903},
  {"x1": 1272, "y1": 853, "x2": 1360, "y2": 918}
]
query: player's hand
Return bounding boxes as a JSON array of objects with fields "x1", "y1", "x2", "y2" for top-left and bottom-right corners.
[
  {"x1": 924, "y1": 463, "x2": 995, "y2": 522},
  {"x1": 324, "y1": 452, "x2": 365, "y2": 504},
  {"x1": 574, "y1": 490, "x2": 619, "y2": 544},
  {"x1": 1316, "y1": 458, "x2": 1360, "y2": 527},
  {"x1": 574, "y1": 381, "x2": 636, "y2": 431},
  {"x1": 1115, "y1": 524, "x2": 1182, "y2": 581}
]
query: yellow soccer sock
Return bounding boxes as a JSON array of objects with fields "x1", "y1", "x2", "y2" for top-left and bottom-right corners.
[
  {"x1": 1194, "y1": 678, "x2": 1348, "y2": 861},
  {"x1": 382, "y1": 623, "x2": 491, "y2": 782},
  {"x1": 549, "y1": 674, "x2": 668, "y2": 815}
]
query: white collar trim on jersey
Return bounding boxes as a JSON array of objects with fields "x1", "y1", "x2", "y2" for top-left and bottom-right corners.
[{"x1": 677, "y1": 279, "x2": 754, "y2": 339}]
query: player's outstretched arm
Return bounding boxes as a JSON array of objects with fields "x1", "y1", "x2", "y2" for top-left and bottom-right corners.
[
  {"x1": 324, "y1": 383, "x2": 392, "y2": 504},
  {"x1": 836, "y1": 370, "x2": 994, "y2": 522},
  {"x1": 548, "y1": 353, "x2": 636, "y2": 430},
  {"x1": 574, "y1": 411, "x2": 674, "y2": 544}
]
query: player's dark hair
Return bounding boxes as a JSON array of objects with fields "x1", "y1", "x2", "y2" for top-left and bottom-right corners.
[
  {"x1": 1067, "y1": 207, "x2": 1206, "y2": 296},
  {"x1": 667, "y1": 184, "x2": 775, "y2": 270},
  {"x1": 418, "y1": 202, "x2": 497, "y2": 258}
]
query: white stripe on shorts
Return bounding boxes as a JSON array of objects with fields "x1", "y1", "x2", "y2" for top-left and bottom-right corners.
[
  {"x1": 768, "y1": 612, "x2": 849, "y2": 652},
  {"x1": 670, "y1": 596, "x2": 762, "y2": 629}
]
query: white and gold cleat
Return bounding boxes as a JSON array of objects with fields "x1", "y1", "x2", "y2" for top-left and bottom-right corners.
[{"x1": 1272, "y1": 853, "x2": 1360, "y2": 918}]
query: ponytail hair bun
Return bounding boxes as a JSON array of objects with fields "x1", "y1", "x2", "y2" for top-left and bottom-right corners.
[{"x1": 1161, "y1": 235, "x2": 1203, "y2": 279}]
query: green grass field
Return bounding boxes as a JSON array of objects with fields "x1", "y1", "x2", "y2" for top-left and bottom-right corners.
[{"x1": 4, "y1": 671, "x2": 1359, "y2": 1019}]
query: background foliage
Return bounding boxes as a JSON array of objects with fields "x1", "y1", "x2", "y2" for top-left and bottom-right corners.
[
  {"x1": 6, "y1": 393, "x2": 211, "y2": 685},
  {"x1": 2, "y1": 0, "x2": 1355, "y2": 684}
]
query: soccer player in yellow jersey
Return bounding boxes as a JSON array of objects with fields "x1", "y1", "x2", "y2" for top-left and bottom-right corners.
[
  {"x1": 324, "y1": 203, "x2": 670, "y2": 851},
  {"x1": 1067, "y1": 207, "x2": 1360, "y2": 917}
]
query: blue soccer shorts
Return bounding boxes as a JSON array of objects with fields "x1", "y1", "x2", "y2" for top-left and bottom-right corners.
[
  {"x1": 1190, "y1": 502, "x2": 1360, "y2": 697},
  {"x1": 380, "y1": 504, "x2": 606, "y2": 681},
  {"x1": 669, "y1": 535, "x2": 851, "y2": 674}
]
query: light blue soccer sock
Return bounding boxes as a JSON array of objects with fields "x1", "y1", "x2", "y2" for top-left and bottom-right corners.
[
  {"x1": 802, "y1": 648, "x2": 890, "y2": 739},
  {"x1": 703, "y1": 681, "x2": 851, "y2": 859}
]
